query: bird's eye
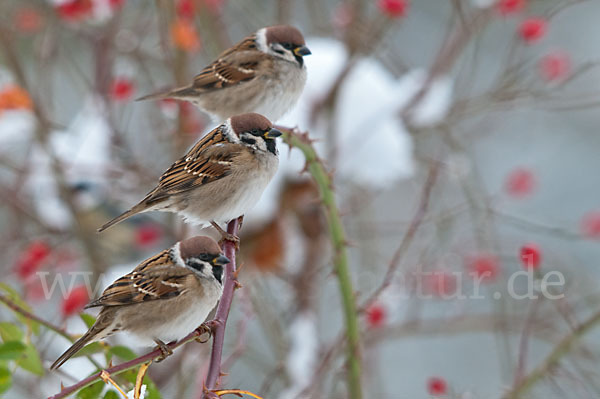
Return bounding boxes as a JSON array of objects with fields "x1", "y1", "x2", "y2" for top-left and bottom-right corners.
[
  {"x1": 198, "y1": 254, "x2": 212, "y2": 262},
  {"x1": 282, "y1": 43, "x2": 294, "y2": 50}
]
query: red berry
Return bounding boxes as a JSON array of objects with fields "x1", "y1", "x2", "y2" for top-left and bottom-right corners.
[
  {"x1": 378, "y1": 0, "x2": 409, "y2": 18},
  {"x1": 135, "y1": 223, "x2": 162, "y2": 248},
  {"x1": 467, "y1": 253, "x2": 499, "y2": 282},
  {"x1": 177, "y1": 0, "x2": 195, "y2": 19},
  {"x1": 520, "y1": 243, "x2": 541, "y2": 269},
  {"x1": 539, "y1": 51, "x2": 570, "y2": 82},
  {"x1": 110, "y1": 78, "x2": 135, "y2": 101},
  {"x1": 366, "y1": 303, "x2": 386, "y2": 328},
  {"x1": 582, "y1": 211, "x2": 600, "y2": 239},
  {"x1": 61, "y1": 285, "x2": 89, "y2": 317},
  {"x1": 427, "y1": 376, "x2": 448, "y2": 395},
  {"x1": 15, "y1": 241, "x2": 51, "y2": 280},
  {"x1": 505, "y1": 168, "x2": 536, "y2": 198},
  {"x1": 496, "y1": 0, "x2": 525, "y2": 15},
  {"x1": 56, "y1": 0, "x2": 93, "y2": 22},
  {"x1": 519, "y1": 18, "x2": 547, "y2": 43}
]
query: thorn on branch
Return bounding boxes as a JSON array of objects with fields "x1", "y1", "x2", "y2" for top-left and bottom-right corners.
[
  {"x1": 233, "y1": 262, "x2": 245, "y2": 279},
  {"x1": 203, "y1": 319, "x2": 223, "y2": 332},
  {"x1": 326, "y1": 169, "x2": 336, "y2": 182},
  {"x1": 300, "y1": 162, "x2": 311, "y2": 174}
]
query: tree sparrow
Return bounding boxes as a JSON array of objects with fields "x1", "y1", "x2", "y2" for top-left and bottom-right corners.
[
  {"x1": 50, "y1": 236, "x2": 230, "y2": 370},
  {"x1": 98, "y1": 113, "x2": 282, "y2": 235},
  {"x1": 136, "y1": 25, "x2": 311, "y2": 121}
]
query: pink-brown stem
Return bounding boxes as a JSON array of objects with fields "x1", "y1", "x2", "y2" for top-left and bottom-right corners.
[
  {"x1": 203, "y1": 219, "x2": 240, "y2": 395},
  {"x1": 47, "y1": 328, "x2": 205, "y2": 399}
]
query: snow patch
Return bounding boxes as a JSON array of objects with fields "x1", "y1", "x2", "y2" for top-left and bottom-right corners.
[{"x1": 280, "y1": 312, "x2": 318, "y2": 399}]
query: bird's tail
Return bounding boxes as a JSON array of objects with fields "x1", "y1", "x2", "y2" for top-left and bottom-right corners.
[
  {"x1": 98, "y1": 206, "x2": 143, "y2": 232},
  {"x1": 135, "y1": 85, "x2": 197, "y2": 102},
  {"x1": 50, "y1": 331, "x2": 97, "y2": 370}
]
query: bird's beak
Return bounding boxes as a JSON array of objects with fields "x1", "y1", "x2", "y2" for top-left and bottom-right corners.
[
  {"x1": 294, "y1": 46, "x2": 311, "y2": 56},
  {"x1": 213, "y1": 255, "x2": 230, "y2": 266},
  {"x1": 264, "y1": 128, "x2": 283, "y2": 139}
]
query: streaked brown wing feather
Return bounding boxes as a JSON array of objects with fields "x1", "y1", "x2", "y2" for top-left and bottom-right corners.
[
  {"x1": 140, "y1": 127, "x2": 243, "y2": 205},
  {"x1": 86, "y1": 250, "x2": 193, "y2": 308},
  {"x1": 192, "y1": 36, "x2": 259, "y2": 91}
]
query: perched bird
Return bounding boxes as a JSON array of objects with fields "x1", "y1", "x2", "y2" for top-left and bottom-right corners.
[
  {"x1": 136, "y1": 25, "x2": 311, "y2": 121},
  {"x1": 98, "y1": 113, "x2": 282, "y2": 237},
  {"x1": 50, "y1": 236, "x2": 229, "y2": 370}
]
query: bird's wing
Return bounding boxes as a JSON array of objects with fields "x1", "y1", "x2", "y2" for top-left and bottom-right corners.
[
  {"x1": 85, "y1": 250, "x2": 195, "y2": 308},
  {"x1": 139, "y1": 127, "x2": 244, "y2": 206},
  {"x1": 191, "y1": 36, "x2": 260, "y2": 91}
]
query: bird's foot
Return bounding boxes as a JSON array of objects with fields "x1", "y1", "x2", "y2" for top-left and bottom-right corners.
[
  {"x1": 195, "y1": 323, "x2": 213, "y2": 343},
  {"x1": 153, "y1": 339, "x2": 173, "y2": 362},
  {"x1": 211, "y1": 221, "x2": 240, "y2": 250}
]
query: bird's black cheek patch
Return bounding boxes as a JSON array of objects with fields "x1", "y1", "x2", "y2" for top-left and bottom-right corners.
[
  {"x1": 212, "y1": 266, "x2": 224, "y2": 284},
  {"x1": 266, "y1": 139, "x2": 277, "y2": 155},
  {"x1": 294, "y1": 54, "x2": 304, "y2": 67}
]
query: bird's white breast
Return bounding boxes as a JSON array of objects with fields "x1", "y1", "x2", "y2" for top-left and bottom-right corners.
[
  {"x1": 128, "y1": 281, "x2": 222, "y2": 345},
  {"x1": 256, "y1": 62, "x2": 307, "y2": 121}
]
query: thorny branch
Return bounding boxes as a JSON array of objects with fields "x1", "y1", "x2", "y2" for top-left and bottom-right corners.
[
  {"x1": 0, "y1": 292, "x2": 104, "y2": 371},
  {"x1": 280, "y1": 127, "x2": 363, "y2": 399},
  {"x1": 0, "y1": 293, "x2": 72, "y2": 341},
  {"x1": 48, "y1": 327, "x2": 209, "y2": 399},
  {"x1": 203, "y1": 219, "x2": 241, "y2": 396}
]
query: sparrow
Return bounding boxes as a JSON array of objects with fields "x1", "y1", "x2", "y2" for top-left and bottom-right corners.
[
  {"x1": 98, "y1": 113, "x2": 282, "y2": 237},
  {"x1": 136, "y1": 25, "x2": 311, "y2": 122},
  {"x1": 50, "y1": 236, "x2": 230, "y2": 370}
]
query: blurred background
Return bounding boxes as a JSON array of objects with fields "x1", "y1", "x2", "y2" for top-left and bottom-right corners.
[{"x1": 1, "y1": 0, "x2": 600, "y2": 398}]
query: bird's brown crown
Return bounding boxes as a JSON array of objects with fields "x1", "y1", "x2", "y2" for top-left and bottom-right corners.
[
  {"x1": 179, "y1": 236, "x2": 222, "y2": 259},
  {"x1": 230, "y1": 113, "x2": 272, "y2": 135},
  {"x1": 265, "y1": 25, "x2": 305, "y2": 46}
]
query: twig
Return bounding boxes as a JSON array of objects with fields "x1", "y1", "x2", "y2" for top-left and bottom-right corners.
[
  {"x1": 48, "y1": 328, "x2": 207, "y2": 399},
  {"x1": 512, "y1": 298, "x2": 541, "y2": 387},
  {"x1": 0, "y1": 294, "x2": 72, "y2": 341},
  {"x1": 359, "y1": 161, "x2": 440, "y2": 312},
  {"x1": 280, "y1": 128, "x2": 363, "y2": 399},
  {"x1": 0, "y1": 293, "x2": 104, "y2": 371},
  {"x1": 503, "y1": 309, "x2": 600, "y2": 399},
  {"x1": 203, "y1": 219, "x2": 240, "y2": 394},
  {"x1": 401, "y1": 8, "x2": 492, "y2": 123}
]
